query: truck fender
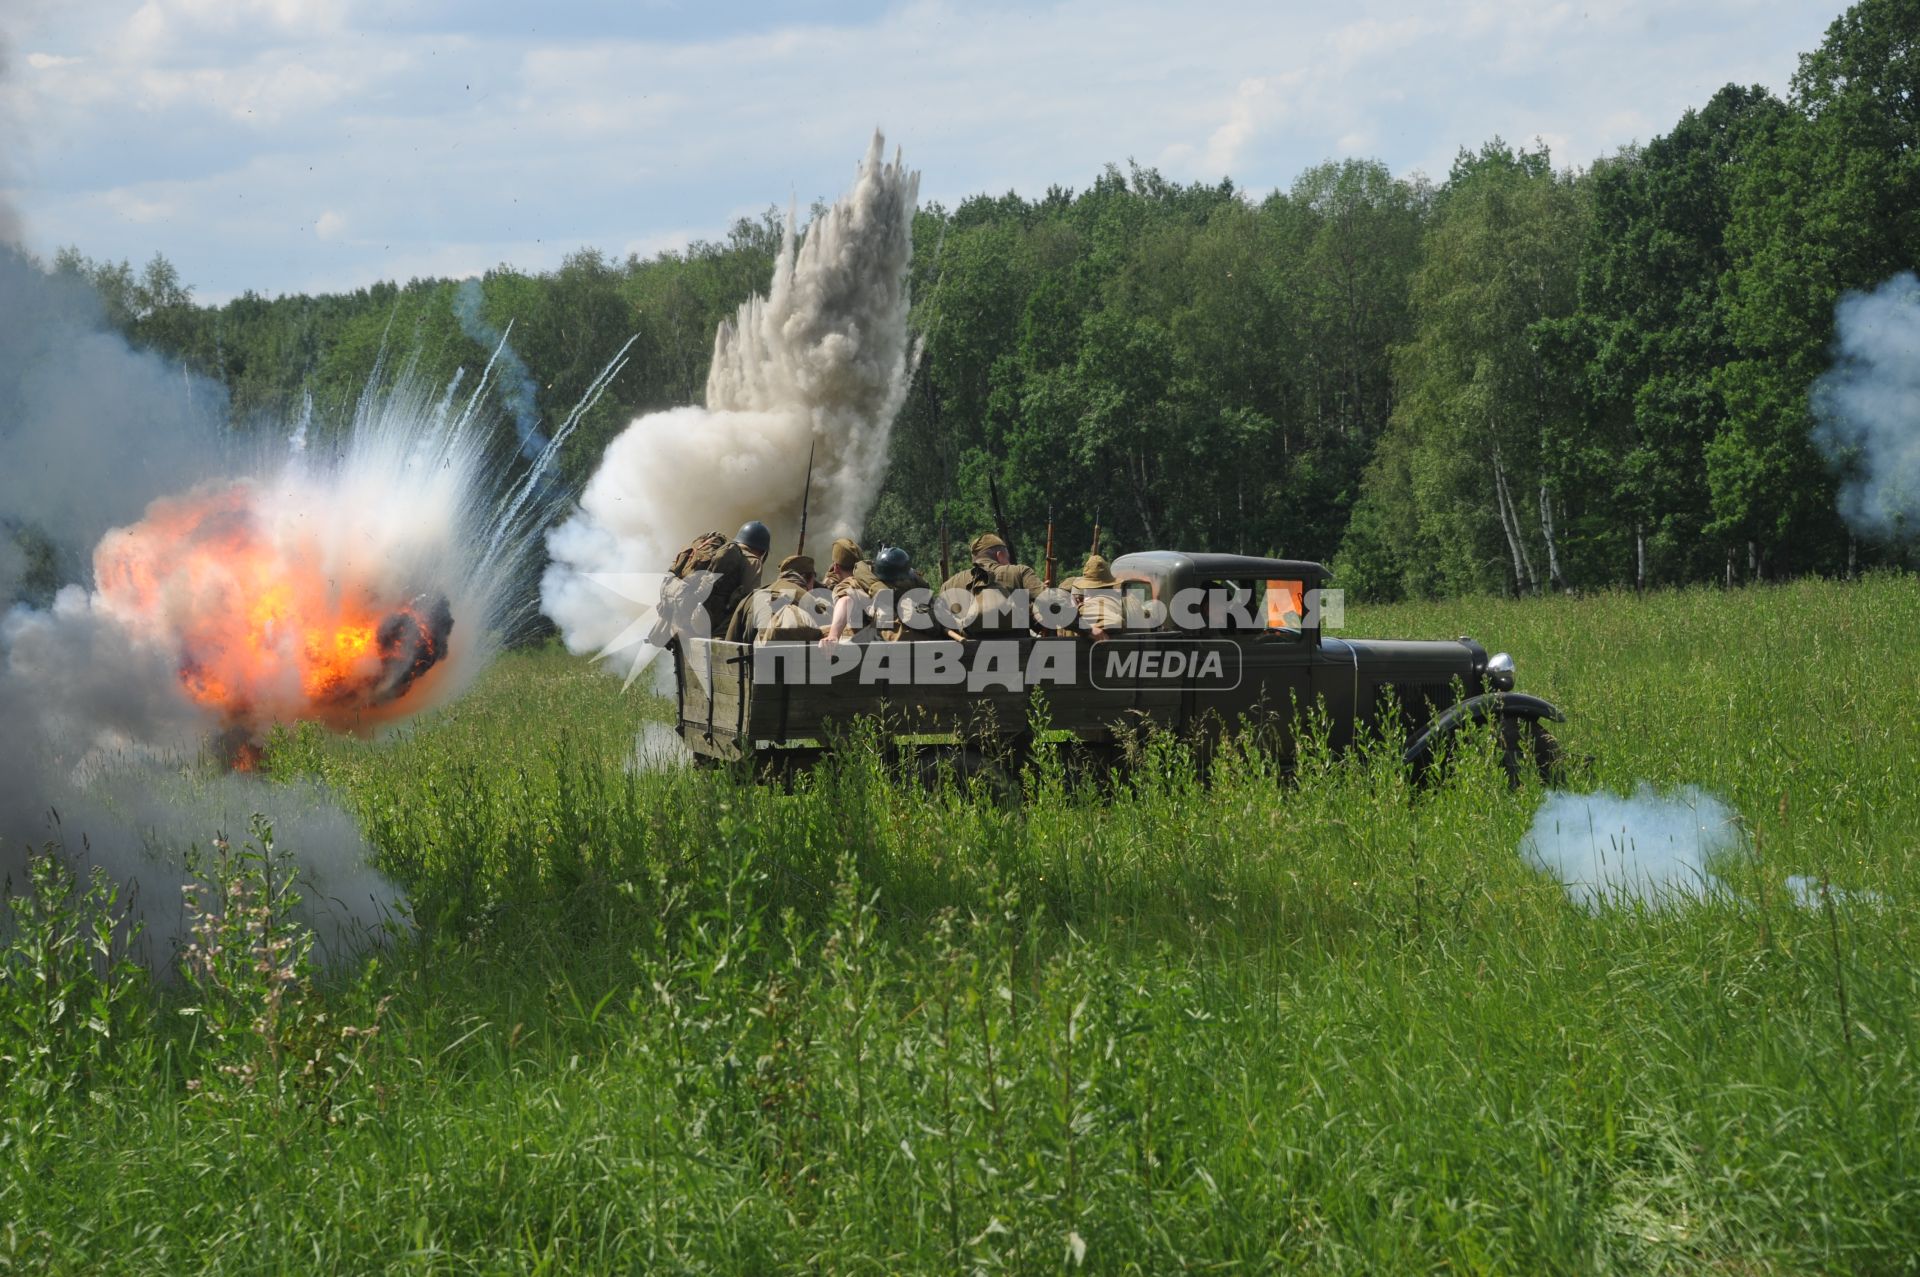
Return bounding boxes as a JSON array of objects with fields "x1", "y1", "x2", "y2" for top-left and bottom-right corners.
[{"x1": 1403, "y1": 692, "x2": 1565, "y2": 767}]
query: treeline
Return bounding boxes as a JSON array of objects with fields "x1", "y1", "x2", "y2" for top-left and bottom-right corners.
[{"x1": 45, "y1": 0, "x2": 1919, "y2": 599}]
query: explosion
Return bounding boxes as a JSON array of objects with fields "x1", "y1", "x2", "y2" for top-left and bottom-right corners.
[
  {"x1": 4, "y1": 344, "x2": 627, "y2": 781},
  {"x1": 93, "y1": 480, "x2": 455, "y2": 730},
  {"x1": 541, "y1": 131, "x2": 919, "y2": 672}
]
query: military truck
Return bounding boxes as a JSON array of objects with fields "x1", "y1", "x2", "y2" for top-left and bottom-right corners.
[{"x1": 672, "y1": 551, "x2": 1563, "y2": 782}]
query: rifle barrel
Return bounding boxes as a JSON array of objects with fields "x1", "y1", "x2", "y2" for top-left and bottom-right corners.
[
  {"x1": 987, "y1": 473, "x2": 1018, "y2": 563},
  {"x1": 796, "y1": 441, "x2": 816, "y2": 555},
  {"x1": 1044, "y1": 506, "x2": 1055, "y2": 586}
]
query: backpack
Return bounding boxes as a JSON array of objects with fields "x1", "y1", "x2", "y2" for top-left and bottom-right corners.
[
  {"x1": 669, "y1": 531, "x2": 729, "y2": 579},
  {"x1": 654, "y1": 532, "x2": 735, "y2": 642}
]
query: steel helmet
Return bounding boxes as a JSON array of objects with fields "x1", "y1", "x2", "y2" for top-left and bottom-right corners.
[
  {"x1": 734, "y1": 520, "x2": 772, "y2": 557},
  {"x1": 873, "y1": 545, "x2": 913, "y2": 586}
]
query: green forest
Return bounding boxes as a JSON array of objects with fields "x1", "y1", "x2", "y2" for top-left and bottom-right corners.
[{"x1": 35, "y1": 0, "x2": 1920, "y2": 601}]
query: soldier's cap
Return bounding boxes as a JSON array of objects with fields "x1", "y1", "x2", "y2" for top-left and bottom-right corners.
[
  {"x1": 1071, "y1": 554, "x2": 1117, "y2": 589},
  {"x1": 829, "y1": 537, "x2": 862, "y2": 571},
  {"x1": 969, "y1": 532, "x2": 1007, "y2": 556},
  {"x1": 779, "y1": 554, "x2": 816, "y2": 579}
]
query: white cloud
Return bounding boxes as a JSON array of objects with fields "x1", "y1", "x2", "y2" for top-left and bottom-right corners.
[
  {"x1": 101, "y1": 188, "x2": 174, "y2": 223},
  {"x1": 1200, "y1": 75, "x2": 1294, "y2": 176},
  {"x1": 3, "y1": 0, "x2": 1851, "y2": 299}
]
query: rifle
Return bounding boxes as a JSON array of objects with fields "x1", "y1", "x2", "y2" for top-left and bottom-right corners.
[
  {"x1": 1044, "y1": 504, "x2": 1056, "y2": 586},
  {"x1": 986, "y1": 473, "x2": 1018, "y2": 563},
  {"x1": 939, "y1": 512, "x2": 951, "y2": 584},
  {"x1": 1090, "y1": 509, "x2": 1101, "y2": 558},
  {"x1": 796, "y1": 440, "x2": 816, "y2": 556}
]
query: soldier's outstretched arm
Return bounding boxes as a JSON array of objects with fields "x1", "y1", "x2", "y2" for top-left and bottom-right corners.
[{"x1": 821, "y1": 593, "x2": 857, "y2": 645}]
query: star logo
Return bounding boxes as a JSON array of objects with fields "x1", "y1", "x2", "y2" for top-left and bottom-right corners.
[{"x1": 581, "y1": 569, "x2": 723, "y2": 688}]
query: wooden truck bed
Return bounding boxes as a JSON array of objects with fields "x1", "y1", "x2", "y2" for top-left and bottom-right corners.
[{"x1": 674, "y1": 636, "x2": 1188, "y2": 762}]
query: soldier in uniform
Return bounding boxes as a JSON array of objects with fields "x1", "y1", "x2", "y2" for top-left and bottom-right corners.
[
  {"x1": 871, "y1": 546, "x2": 934, "y2": 640},
  {"x1": 725, "y1": 554, "x2": 823, "y2": 645},
  {"x1": 820, "y1": 538, "x2": 877, "y2": 644},
  {"x1": 1069, "y1": 553, "x2": 1123, "y2": 642},
  {"x1": 823, "y1": 542, "x2": 928, "y2": 643},
  {"x1": 938, "y1": 532, "x2": 1047, "y2": 638},
  {"x1": 1032, "y1": 583, "x2": 1080, "y2": 637},
  {"x1": 656, "y1": 520, "x2": 772, "y2": 645}
]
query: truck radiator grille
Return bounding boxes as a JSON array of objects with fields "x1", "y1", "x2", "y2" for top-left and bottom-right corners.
[{"x1": 1371, "y1": 680, "x2": 1451, "y2": 733}]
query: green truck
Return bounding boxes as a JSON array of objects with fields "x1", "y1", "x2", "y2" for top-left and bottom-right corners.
[{"x1": 673, "y1": 551, "x2": 1563, "y2": 781}]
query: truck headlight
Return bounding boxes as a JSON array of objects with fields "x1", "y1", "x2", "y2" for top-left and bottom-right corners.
[{"x1": 1487, "y1": 651, "x2": 1515, "y2": 692}]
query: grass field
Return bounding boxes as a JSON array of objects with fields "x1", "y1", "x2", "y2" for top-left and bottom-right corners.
[{"x1": 4, "y1": 574, "x2": 1919, "y2": 1273}]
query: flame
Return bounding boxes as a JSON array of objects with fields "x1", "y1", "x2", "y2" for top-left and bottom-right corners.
[{"x1": 93, "y1": 480, "x2": 452, "y2": 733}]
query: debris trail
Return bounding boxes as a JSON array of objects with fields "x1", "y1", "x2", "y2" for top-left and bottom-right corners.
[{"x1": 541, "y1": 132, "x2": 920, "y2": 671}]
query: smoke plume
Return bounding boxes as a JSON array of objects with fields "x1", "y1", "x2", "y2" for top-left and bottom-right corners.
[
  {"x1": 1521, "y1": 784, "x2": 1742, "y2": 910},
  {"x1": 1812, "y1": 272, "x2": 1920, "y2": 540},
  {"x1": 0, "y1": 249, "x2": 229, "y2": 591},
  {"x1": 0, "y1": 241, "x2": 617, "y2": 963},
  {"x1": 541, "y1": 132, "x2": 919, "y2": 665},
  {"x1": 453, "y1": 279, "x2": 547, "y2": 465}
]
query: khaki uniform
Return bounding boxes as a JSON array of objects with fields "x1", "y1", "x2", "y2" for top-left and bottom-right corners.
[
  {"x1": 660, "y1": 532, "x2": 765, "y2": 641},
  {"x1": 725, "y1": 563, "x2": 824, "y2": 644},
  {"x1": 1068, "y1": 554, "x2": 1124, "y2": 640},
  {"x1": 872, "y1": 570, "x2": 933, "y2": 641},
  {"x1": 938, "y1": 555, "x2": 1047, "y2": 598},
  {"x1": 833, "y1": 560, "x2": 887, "y2": 600},
  {"x1": 939, "y1": 555, "x2": 1047, "y2": 637},
  {"x1": 1075, "y1": 591, "x2": 1125, "y2": 634}
]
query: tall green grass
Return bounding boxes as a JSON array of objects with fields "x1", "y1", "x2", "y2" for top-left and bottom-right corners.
[{"x1": 2, "y1": 576, "x2": 1916, "y2": 1273}]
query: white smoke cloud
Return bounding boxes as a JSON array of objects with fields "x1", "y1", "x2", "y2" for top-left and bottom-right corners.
[
  {"x1": 540, "y1": 131, "x2": 919, "y2": 663},
  {"x1": 1521, "y1": 784, "x2": 1742, "y2": 910},
  {"x1": 1813, "y1": 272, "x2": 1920, "y2": 541}
]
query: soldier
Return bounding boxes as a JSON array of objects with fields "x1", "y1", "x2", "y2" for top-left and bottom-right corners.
[
  {"x1": 656, "y1": 520, "x2": 772, "y2": 645},
  {"x1": 872, "y1": 546, "x2": 935, "y2": 640},
  {"x1": 1032, "y1": 584, "x2": 1080, "y2": 637},
  {"x1": 824, "y1": 543, "x2": 929, "y2": 643},
  {"x1": 938, "y1": 532, "x2": 1047, "y2": 638},
  {"x1": 725, "y1": 554, "x2": 824, "y2": 645},
  {"x1": 1069, "y1": 553, "x2": 1123, "y2": 642},
  {"x1": 820, "y1": 537, "x2": 877, "y2": 644}
]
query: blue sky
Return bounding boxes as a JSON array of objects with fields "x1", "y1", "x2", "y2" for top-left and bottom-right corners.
[{"x1": 0, "y1": 0, "x2": 1847, "y2": 303}]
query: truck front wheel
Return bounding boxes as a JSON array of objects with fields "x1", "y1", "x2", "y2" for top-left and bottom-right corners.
[{"x1": 1499, "y1": 717, "x2": 1562, "y2": 788}]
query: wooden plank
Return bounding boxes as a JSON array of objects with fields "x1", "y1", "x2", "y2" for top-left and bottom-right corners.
[{"x1": 678, "y1": 634, "x2": 1229, "y2": 747}]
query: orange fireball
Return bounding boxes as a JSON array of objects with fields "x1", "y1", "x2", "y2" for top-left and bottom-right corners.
[{"x1": 93, "y1": 481, "x2": 452, "y2": 730}]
